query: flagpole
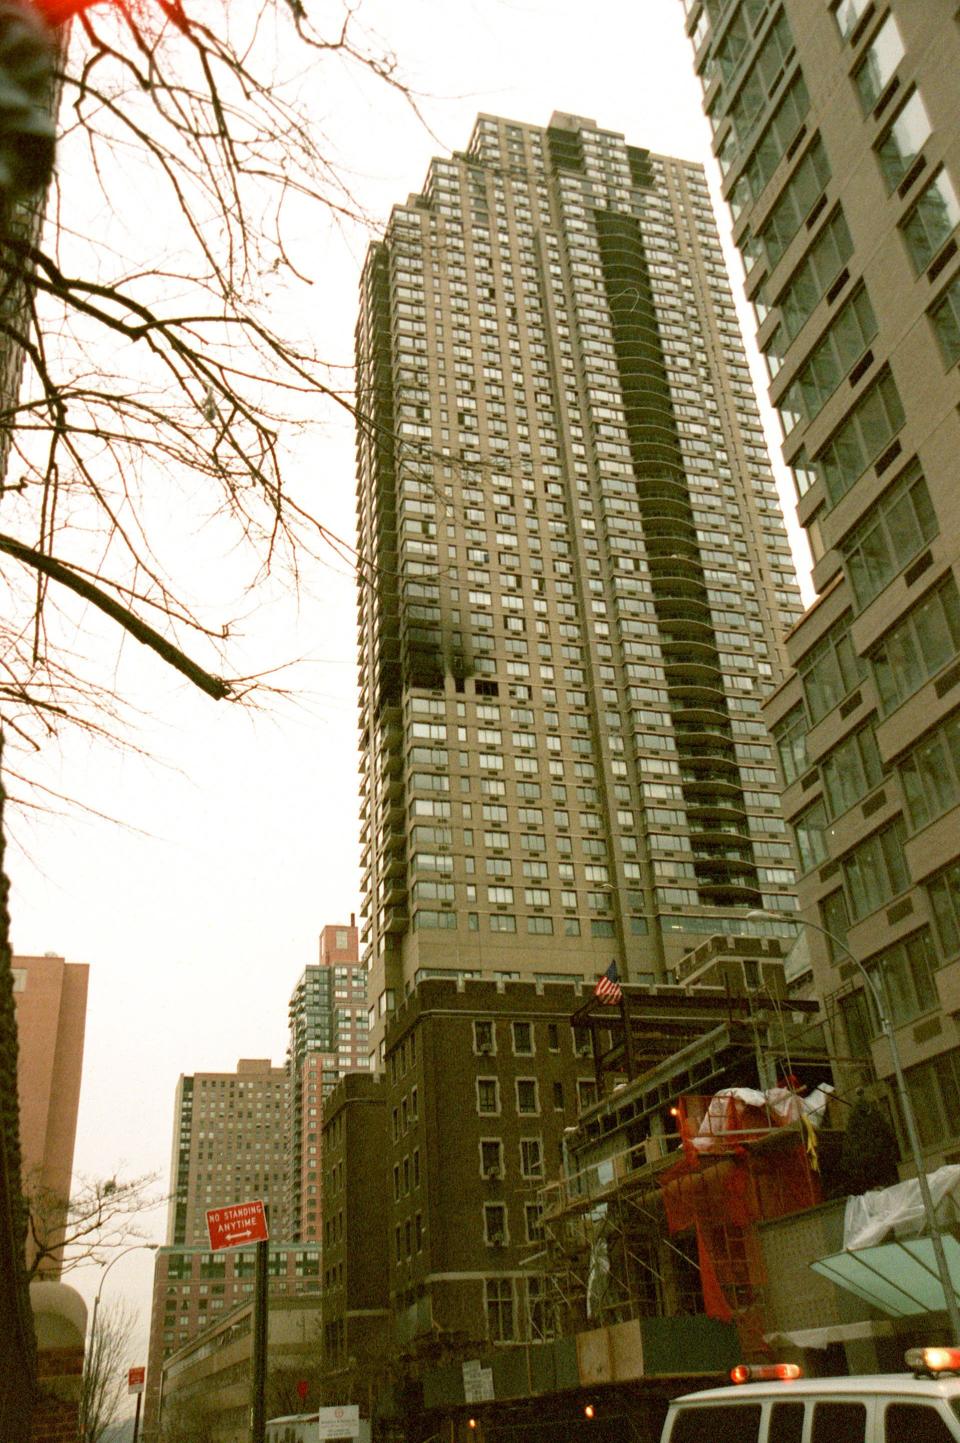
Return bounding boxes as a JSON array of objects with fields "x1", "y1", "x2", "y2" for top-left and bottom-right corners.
[{"x1": 619, "y1": 962, "x2": 636, "y2": 1079}]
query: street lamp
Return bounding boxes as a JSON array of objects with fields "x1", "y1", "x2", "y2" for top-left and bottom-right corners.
[
  {"x1": 89, "y1": 1240, "x2": 158, "y2": 1342},
  {"x1": 748, "y1": 908, "x2": 960, "y2": 1342}
]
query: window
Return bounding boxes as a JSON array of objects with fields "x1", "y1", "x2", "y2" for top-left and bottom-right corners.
[
  {"x1": 800, "y1": 616, "x2": 865, "y2": 724},
  {"x1": 902, "y1": 170, "x2": 960, "y2": 274},
  {"x1": 762, "y1": 137, "x2": 831, "y2": 270},
  {"x1": 812, "y1": 1402, "x2": 866, "y2": 1443},
  {"x1": 870, "y1": 578, "x2": 960, "y2": 714},
  {"x1": 483, "y1": 1203, "x2": 507, "y2": 1245},
  {"x1": 820, "y1": 888, "x2": 850, "y2": 962},
  {"x1": 904, "y1": 1045, "x2": 960, "y2": 1150},
  {"x1": 520, "y1": 1138, "x2": 543, "y2": 1178},
  {"x1": 900, "y1": 713, "x2": 960, "y2": 831},
  {"x1": 931, "y1": 275, "x2": 960, "y2": 369},
  {"x1": 773, "y1": 704, "x2": 809, "y2": 786},
  {"x1": 528, "y1": 915, "x2": 554, "y2": 934},
  {"x1": 876, "y1": 89, "x2": 931, "y2": 192},
  {"x1": 480, "y1": 1139, "x2": 503, "y2": 1178},
  {"x1": 486, "y1": 1277, "x2": 515, "y2": 1342},
  {"x1": 854, "y1": 14, "x2": 904, "y2": 110},
  {"x1": 413, "y1": 910, "x2": 457, "y2": 930},
  {"x1": 775, "y1": 207, "x2": 853, "y2": 350},
  {"x1": 816, "y1": 370, "x2": 905, "y2": 508},
  {"x1": 794, "y1": 798, "x2": 829, "y2": 873},
  {"x1": 840, "y1": 987, "x2": 871, "y2": 1063},
  {"x1": 841, "y1": 463, "x2": 938, "y2": 610},
  {"x1": 516, "y1": 1079, "x2": 539, "y2": 1114},
  {"x1": 770, "y1": 1404, "x2": 805, "y2": 1443},
  {"x1": 723, "y1": 10, "x2": 797, "y2": 159},
  {"x1": 778, "y1": 286, "x2": 877, "y2": 433},
  {"x1": 841, "y1": 817, "x2": 909, "y2": 922},
  {"x1": 512, "y1": 1021, "x2": 533, "y2": 1055},
  {"x1": 928, "y1": 862, "x2": 960, "y2": 959},
  {"x1": 669, "y1": 1406, "x2": 761, "y2": 1443},
  {"x1": 821, "y1": 723, "x2": 883, "y2": 818},
  {"x1": 834, "y1": 0, "x2": 870, "y2": 40},
  {"x1": 474, "y1": 1019, "x2": 496, "y2": 1054},
  {"x1": 862, "y1": 929, "x2": 938, "y2": 1032},
  {"x1": 477, "y1": 1077, "x2": 500, "y2": 1114},
  {"x1": 884, "y1": 1404, "x2": 959, "y2": 1442},
  {"x1": 490, "y1": 914, "x2": 517, "y2": 933},
  {"x1": 739, "y1": 73, "x2": 810, "y2": 204},
  {"x1": 524, "y1": 1202, "x2": 544, "y2": 1244}
]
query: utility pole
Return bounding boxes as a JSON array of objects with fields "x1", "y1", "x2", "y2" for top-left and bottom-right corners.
[{"x1": 251, "y1": 1234, "x2": 269, "y2": 1443}]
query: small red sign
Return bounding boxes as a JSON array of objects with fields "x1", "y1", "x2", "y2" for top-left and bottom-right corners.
[
  {"x1": 205, "y1": 1199, "x2": 269, "y2": 1251},
  {"x1": 297, "y1": 1379, "x2": 309, "y2": 1401},
  {"x1": 128, "y1": 1366, "x2": 145, "y2": 1395}
]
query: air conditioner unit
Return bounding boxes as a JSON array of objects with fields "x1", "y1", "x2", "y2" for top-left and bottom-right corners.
[
  {"x1": 477, "y1": 1042, "x2": 493, "y2": 1055},
  {"x1": 490, "y1": 1232, "x2": 505, "y2": 1247},
  {"x1": 485, "y1": 1166, "x2": 502, "y2": 1181}
]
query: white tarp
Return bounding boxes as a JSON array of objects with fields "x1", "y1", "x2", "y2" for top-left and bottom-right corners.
[
  {"x1": 691, "y1": 1083, "x2": 834, "y2": 1151},
  {"x1": 843, "y1": 1164, "x2": 960, "y2": 1250}
]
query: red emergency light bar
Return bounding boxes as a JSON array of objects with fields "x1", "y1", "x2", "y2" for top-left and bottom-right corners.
[
  {"x1": 906, "y1": 1348, "x2": 960, "y2": 1377},
  {"x1": 731, "y1": 1363, "x2": 803, "y2": 1385}
]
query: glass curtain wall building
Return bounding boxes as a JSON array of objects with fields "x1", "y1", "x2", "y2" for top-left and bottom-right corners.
[
  {"x1": 356, "y1": 111, "x2": 803, "y2": 1064},
  {"x1": 682, "y1": 0, "x2": 960, "y2": 1155}
]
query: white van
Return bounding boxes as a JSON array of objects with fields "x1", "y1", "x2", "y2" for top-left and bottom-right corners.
[{"x1": 660, "y1": 1352, "x2": 960, "y2": 1442}]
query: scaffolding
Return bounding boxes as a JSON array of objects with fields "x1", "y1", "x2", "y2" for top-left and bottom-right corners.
[{"x1": 537, "y1": 960, "x2": 839, "y2": 1357}]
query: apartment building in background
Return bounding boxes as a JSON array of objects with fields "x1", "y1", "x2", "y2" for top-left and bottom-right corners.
[
  {"x1": 356, "y1": 111, "x2": 807, "y2": 1064},
  {"x1": 166, "y1": 1057, "x2": 289, "y2": 1247},
  {"x1": 683, "y1": 1, "x2": 960, "y2": 1166},
  {"x1": 143, "y1": 1058, "x2": 304, "y2": 1440},
  {"x1": 12, "y1": 952, "x2": 88, "y2": 1278},
  {"x1": 287, "y1": 920, "x2": 367, "y2": 1242}
]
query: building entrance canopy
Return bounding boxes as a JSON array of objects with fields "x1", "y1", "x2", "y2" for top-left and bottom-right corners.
[
  {"x1": 812, "y1": 1166, "x2": 960, "y2": 1317},
  {"x1": 812, "y1": 1236, "x2": 960, "y2": 1318}
]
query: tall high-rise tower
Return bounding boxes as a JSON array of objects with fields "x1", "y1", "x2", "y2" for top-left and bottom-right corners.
[
  {"x1": 683, "y1": 3, "x2": 960, "y2": 1161},
  {"x1": 287, "y1": 920, "x2": 366, "y2": 1241},
  {"x1": 356, "y1": 112, "x2": 803, "y2": 1065}
]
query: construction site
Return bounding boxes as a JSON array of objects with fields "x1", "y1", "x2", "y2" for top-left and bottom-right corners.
[{"x1": 535, "y1": 934, "x2": 846, "y2": 1364}]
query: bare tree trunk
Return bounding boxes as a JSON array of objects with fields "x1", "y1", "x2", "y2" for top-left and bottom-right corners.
[
  {"x1": 79, "y1": 1300, "x2": 135, "y2": 1443},
  {"x1": 0, "y1": 729, "x2": 37, "y2": 1440}
]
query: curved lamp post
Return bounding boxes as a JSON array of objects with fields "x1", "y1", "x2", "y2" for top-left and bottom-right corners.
[
  {"x1": 749, "y1": 908, "x2": 960, "y2": 1342},
  {"x1": 88, "y1": 1240, "x2": 158, "y2": 1343}
]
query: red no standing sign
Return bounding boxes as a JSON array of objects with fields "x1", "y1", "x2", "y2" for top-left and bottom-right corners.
[{"x1": 205, "y1": 1199, "x2": 269, "y2": 1251}]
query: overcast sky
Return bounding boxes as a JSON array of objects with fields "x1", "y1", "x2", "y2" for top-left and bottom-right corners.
[{"x1": 7, "y1": 0, "x2": 811, "y2": 1387}]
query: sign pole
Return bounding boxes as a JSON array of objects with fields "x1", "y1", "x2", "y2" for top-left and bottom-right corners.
[
  {"x1": 251, "y1": 1235, "x2": 268, "y2": 1443},
  {"x1": 131, "y1": 1391, "x2": 142, "y2": 1443}
]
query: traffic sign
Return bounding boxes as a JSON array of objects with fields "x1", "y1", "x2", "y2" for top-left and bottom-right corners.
[
  {"x1": 127, "y1": 1366, "x2": 145, "y2": 1395},
  {"x1": 205, "y1": 1199, "x2": 269, "y2": 1251}
]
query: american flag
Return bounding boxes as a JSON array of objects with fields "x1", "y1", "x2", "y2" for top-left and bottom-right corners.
[{"x1": 594, "y1": 960, "x2": 623, "y2": 1006}]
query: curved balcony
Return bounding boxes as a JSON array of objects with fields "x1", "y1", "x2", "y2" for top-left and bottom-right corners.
[
  {"x1": 696, "y1": 877, "x2": 764, "y2": 907},
  {"x1": 684, "y1": 793, "x2": 748, "y2": 823}
]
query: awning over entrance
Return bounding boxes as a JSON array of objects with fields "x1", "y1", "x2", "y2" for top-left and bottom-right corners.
[{"x1": 811, "y1": 1235, "x2": 960, "y2": 1318}]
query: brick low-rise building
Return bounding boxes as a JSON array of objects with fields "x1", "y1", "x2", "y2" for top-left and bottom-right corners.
[
  {"x1": 319, "y1": 977, "x2": 601, "y2": 1424},
  {"x1": 320, "y1": 1073, "x2": 390, "y2": 1401}
]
